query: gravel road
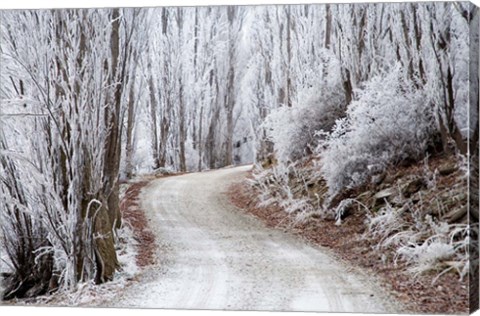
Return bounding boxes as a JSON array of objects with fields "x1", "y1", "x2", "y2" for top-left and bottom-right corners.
[{"x1": 111, "y1": 165, "x2": 401, "y2": 312}]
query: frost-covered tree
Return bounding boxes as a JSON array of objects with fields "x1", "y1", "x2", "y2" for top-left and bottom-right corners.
[
  {"x1": 258, "y1": 2, "x2": 476, "y2": 182},
  {"x1": 0, "y1": 8, "x2": 141, "y2": 298}
]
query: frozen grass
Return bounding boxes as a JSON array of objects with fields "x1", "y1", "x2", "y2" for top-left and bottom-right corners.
[
  {"x1": 394, "y1": 220, "x2": 469, "y2": 281},
  {"x1": 251, "y1": 163, "x2": 316, "y2": 222},
  {"x1": 366, "y1": 202, "x2": 408, "y2": 244},
  {"x1": 366, "y1": 202, "x2": 469, "y2": 283}
]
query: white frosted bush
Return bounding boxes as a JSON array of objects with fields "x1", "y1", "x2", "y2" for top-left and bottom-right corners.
[
  {"x1": 320, "y1": 66, "x2": 436, "y2": 195},
  {"x1": 262, "y1": 53, "x2": 346, "y2": 166}
]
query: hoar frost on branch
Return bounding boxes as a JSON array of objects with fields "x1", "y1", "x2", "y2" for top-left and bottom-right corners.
[
  {"x1": 319, "y1": 66, "x2": 436, "y2": 195},
  {"x1": 0, "y1": 8, "x2": 142, "y2": 298}
]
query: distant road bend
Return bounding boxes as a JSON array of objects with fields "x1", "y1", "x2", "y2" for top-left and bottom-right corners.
[{"x1": 112, "y1": 165, "x2": 400, "y2": 312}]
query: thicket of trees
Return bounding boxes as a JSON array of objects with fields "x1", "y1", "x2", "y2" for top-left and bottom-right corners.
[
  {"x1": 262, "y1": 2, "x2": 478, "y2": 175},
  {"x1": 0, "y1": 8, "x2": 144, "y2": 298},
  {"x1": 0, "y1": 2, "x2": 477, "y2": 300}
]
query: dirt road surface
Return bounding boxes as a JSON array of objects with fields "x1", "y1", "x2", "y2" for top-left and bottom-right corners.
[{"x1": 110, "y1": 165, "x2": 402, "y2": 312}]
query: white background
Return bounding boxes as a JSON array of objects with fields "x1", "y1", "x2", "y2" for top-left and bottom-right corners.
[{"x1": 0, "y1": 0, "x2": 479, "y2": 316}]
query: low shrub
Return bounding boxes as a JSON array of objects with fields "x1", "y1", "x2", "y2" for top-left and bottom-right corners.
[{"x1": 319, "y1": 66, "x2": 436, "y2": 195}]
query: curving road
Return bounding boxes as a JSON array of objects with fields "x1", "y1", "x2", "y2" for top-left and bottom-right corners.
[{"x1": 112, "y1": 165, "x2": 401, "y2": 312}]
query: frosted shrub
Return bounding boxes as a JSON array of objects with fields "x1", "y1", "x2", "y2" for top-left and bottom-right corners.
[
  {"x1": 320, "y1": 67, "x2": 436, "y2": 195},
  {"x1": 263, "y1": 57, "x2": 345, "y2": 165}
]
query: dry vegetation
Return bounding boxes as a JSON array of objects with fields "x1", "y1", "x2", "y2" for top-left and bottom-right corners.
[
  {"x1": 230, "y1": 153, "x2": 470, "y2": 314},
  {"x1": 120, "y1": 181, "x2": 156, "y2": 268}
]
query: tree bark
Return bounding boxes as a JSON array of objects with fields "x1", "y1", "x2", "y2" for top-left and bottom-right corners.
[
  {"x1": 285, "y1": 5, "x2": 292, "y2": 108},
  {"x1": 198, "y1": 106, "x2": 204, "y2": 171},
  {"x1": 224, "y1": 6, "x2": 237, "y2": 166},
  {"x1": 148, "y1": 75, "x2": 160, "y2": 169},
  {"x1": 97, "y1": 8, "x2": 125, "y2": 283},
  {"x1": 324, "y1": 4, "x2": 331, "y2": 49},
  {"x1": 125, "y1": 57, "x2": 138, "y2": 178},
  {"x1": 177, "y1": 8, "x2": 187, "y2": 172}
]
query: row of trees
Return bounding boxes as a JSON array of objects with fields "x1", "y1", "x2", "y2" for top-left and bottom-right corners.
[{"x1": 0, "y1": 8, "x2": 143, "y2": 297}]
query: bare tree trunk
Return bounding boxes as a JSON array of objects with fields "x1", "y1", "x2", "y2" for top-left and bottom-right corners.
[
  {"x1": 224, "y1": 6, "x2": 237, "y2": 166},
  {"x1": 206, "y1": 106, "x2": 220, "y2": 169},
  {"x1": 148, "y1": 75, "x2": 160, "y2": 169},
  {"x1": 285, "y1": 5, "x2": 292, "y2": 108},
  {"x1": 191, "y1": 8, "x2": 200, "y2": 152},
  {"x1": 224, "y1": 62, "x2": 235, "y2": 166},
  {"x1": 325, "y1": 4, "x2": 331, "y2": 49},
  {"x1": 321, "y1": 4, "x2": 332, "y2": 80},
  {"x1": 343, "y1": 68, "x2": 353, "y2": 105},
  {"x1": 179, "y1": 83, "x2": 187, "y2": 172},
  {"x1": 158, "y1": 7, "x2": 170, "y2": 169},
  {"x1": 98, "y1": 8, "x2": 123, "y2": 283},
  {"x1": 103, "y1": 8, "x2": 123, "y2": 230},
  {"x1": 125, "y1": 56, "x2": 138, "y2": 178},
  {"x1": 159, "y1": 69, "x2": 171, "y2": 169},
  {"x1": 225, "y1": 111, "x2": 234, "y2": 166},
  {"x1": 159, "y1": 115, "x2": 170, "y2": 168},
  {"x1": 198, "y1": 106, "x2": 204, "y2": 171},
  {"x1": 411, "y1": 4, "x2": 426, "y2": 85},
  {"x1": 177, "y1": 8, "x2": 187, "y2": 172},
  {"x1": 446, "y1": 66, "x2": 467, "y2": 154},
  {"x1": 428, "y1": 11, "x2": 468, "y2": 155}
]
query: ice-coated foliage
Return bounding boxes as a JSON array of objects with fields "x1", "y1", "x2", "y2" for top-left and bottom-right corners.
[
  {"x1": 319, "y1": 67, "x2": 436, "y2": 195},
  {"x1": 0, "y1": 8, "x2": 143, "y2": 297},
  {"x1": 366, "y1": 202, "x2": 408, "y2": 243},
  {"x1": 385, "y1": 216, "x2": 468, "y2": 280},
  {"x1": 251, "y1": 164, "x2": 313, "y2": 216},
  {"x1": 363, "y1": 176, "x2": 470, "y2": 281},
  {"x1": 262, "y1": 52, "x2": 345, "y2": 165}
]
